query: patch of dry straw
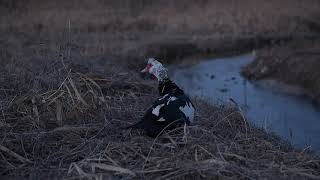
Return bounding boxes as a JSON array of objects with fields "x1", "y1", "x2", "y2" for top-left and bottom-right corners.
[{"x1": 0, "y1": 63, "x2": 319, "y2": 179}]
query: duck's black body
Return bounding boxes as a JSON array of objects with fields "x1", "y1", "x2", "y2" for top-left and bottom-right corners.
[
  {"x1": 158, "y1": 79, "x2": 182, "y2": 96},
  {"x1": 128, "y1": 79, "x2": 195, "y2": 137}
]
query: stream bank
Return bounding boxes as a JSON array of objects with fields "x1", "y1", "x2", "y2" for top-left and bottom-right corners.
[
  {"x1": 242, "y1": 39, "x2": 320, "y2": 104},
  {"x1": 171, "y1": 54, "x2": 320, "y2": 153}
]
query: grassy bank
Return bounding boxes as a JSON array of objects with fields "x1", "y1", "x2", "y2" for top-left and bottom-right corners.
[
  {"x1": 1, "y1": 58, "x2": 320, "y2": 179},
  {"x1": 1, "y1": 0, "x2": 320, "y2": 179},
  {"x1": 242, "y1": 39, "x2": 320, "y2": 104}
]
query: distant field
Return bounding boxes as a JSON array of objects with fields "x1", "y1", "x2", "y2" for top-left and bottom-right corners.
[
  {"x1": 1, "y1": 0, "x2": 320, "y2": 68},
  {"x1": 1, "y1": 0, "x2": 320, "y2": 34}
]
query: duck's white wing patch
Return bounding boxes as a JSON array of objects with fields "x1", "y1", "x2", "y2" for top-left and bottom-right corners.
[
  {"x1": 179, "y1": 102, "x2": 195, "y2": 123},
  {"x1": 166, "y1": 96, "x2": 177, "y2": 105},
  {"x1": 152, "y1": 104, "x2": 165, "y2": 116},
  {"x1": 158, "y1": 94, "x2": 169, "y2": 101},
  {"x1": 157, "y1": 117, "x2": 166, "y2": 122}
]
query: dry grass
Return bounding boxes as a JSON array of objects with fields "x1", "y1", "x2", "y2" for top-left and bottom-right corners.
[
  {"x1": 0, "y1": 58, "x2": 319, "y2": 179},
  {"x1": 1, "y1": 0, "x2": 320, "y2": 77},
  {"x1": 1, "y1": 0, "x2": 320, "y2": 34},
  {"x1": 1, "y1": 0, "x2": 320, "y2": 64}
]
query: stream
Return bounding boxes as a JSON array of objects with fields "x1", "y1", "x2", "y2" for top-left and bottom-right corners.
[{"x1": 171, "y1": 54, "x2": 320, "y2": 153}]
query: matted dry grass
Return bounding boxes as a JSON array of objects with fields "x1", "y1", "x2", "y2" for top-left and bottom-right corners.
[{"x1": 0, "y1": 59, "x2": 319, "y2": 180}]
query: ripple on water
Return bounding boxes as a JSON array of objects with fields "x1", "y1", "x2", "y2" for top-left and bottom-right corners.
[{"x1": 171, "y1": 54, "x2": 320, "y2": 153}]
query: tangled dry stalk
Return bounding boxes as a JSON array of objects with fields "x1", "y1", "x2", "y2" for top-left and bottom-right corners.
[{"x1": 0, "y1": 59, "x2": 319, "y2": 180}]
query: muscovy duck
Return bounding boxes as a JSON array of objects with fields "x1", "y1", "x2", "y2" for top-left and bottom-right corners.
[{"x1": 127, "y1": 58, "x2": 195, "y2": 137}]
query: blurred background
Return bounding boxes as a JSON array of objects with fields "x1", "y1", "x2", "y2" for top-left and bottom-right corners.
[{"x1": 1, "y1": 0, "x2": 319, "y2": 64}]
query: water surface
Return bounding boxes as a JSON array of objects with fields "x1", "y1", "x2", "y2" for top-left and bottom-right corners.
[{"x1": 171, "y1": 55, "x2": 320, "y2": 152}]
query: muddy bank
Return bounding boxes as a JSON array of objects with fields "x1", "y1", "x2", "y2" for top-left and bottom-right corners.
[{"x1": 242, "y1": 39, "x2": 320, "y2": 104}]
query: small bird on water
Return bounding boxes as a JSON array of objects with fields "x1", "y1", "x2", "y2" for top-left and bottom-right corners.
[{"x1": 127, "y1": 58, "x2": 195, "y2": 137}]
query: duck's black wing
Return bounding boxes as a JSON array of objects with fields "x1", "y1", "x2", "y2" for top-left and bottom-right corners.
[{"x1": 127, "y1": 92, "x2": 192, "y2": 137}]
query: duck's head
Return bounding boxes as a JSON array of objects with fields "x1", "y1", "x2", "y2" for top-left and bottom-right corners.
[{"x1": 141, "y1": 58, "x2": 168, "y2": 81}]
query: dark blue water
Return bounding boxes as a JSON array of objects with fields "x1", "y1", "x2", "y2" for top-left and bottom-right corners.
[{"x1": 171, "y1": 55, "x2": 320, "y2": 153}]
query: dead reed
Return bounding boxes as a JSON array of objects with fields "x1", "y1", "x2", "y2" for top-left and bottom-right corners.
[{"x1": 0, "y1": 59, "x2": 319, "y2": 179}]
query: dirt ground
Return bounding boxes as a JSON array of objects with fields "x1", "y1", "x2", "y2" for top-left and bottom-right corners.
[{"x1": 1, "y1": 0, "x2": 320, "y2": 179}]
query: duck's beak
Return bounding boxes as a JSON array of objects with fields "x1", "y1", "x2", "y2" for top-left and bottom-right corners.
[
  {"x1": 141, "y1": 67, "x2": 147, "y2": 73},
  {"x1": 141, "y1": 64, "x2": 152, "y2": 73}
]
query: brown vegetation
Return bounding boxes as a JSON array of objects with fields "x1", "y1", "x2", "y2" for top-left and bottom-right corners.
[
  {"x1": 1, "y1": 0, "x2": 320, "y2": 64},
  {"x1": 242, "y1": 39, "x2": 320, "y2": 104},
  {"x1": 2, "y1": 0, "x2": 320, "y2": 34},
  {"x1": 1, "y1": 59, "x2": 319, "y2": 179}
]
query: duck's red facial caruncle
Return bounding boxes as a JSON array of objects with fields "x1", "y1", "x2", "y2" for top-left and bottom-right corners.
[
  {"x1": 141, "y1": 63, "x2": 157, "y2": 80},
  {"x1": 141, "y1": 63, "x2": 153, "y2": 73}
]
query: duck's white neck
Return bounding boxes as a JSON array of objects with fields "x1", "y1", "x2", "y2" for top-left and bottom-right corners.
[{"x1": 153, "y1": 66, "x2": 169, "y2": 82}]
